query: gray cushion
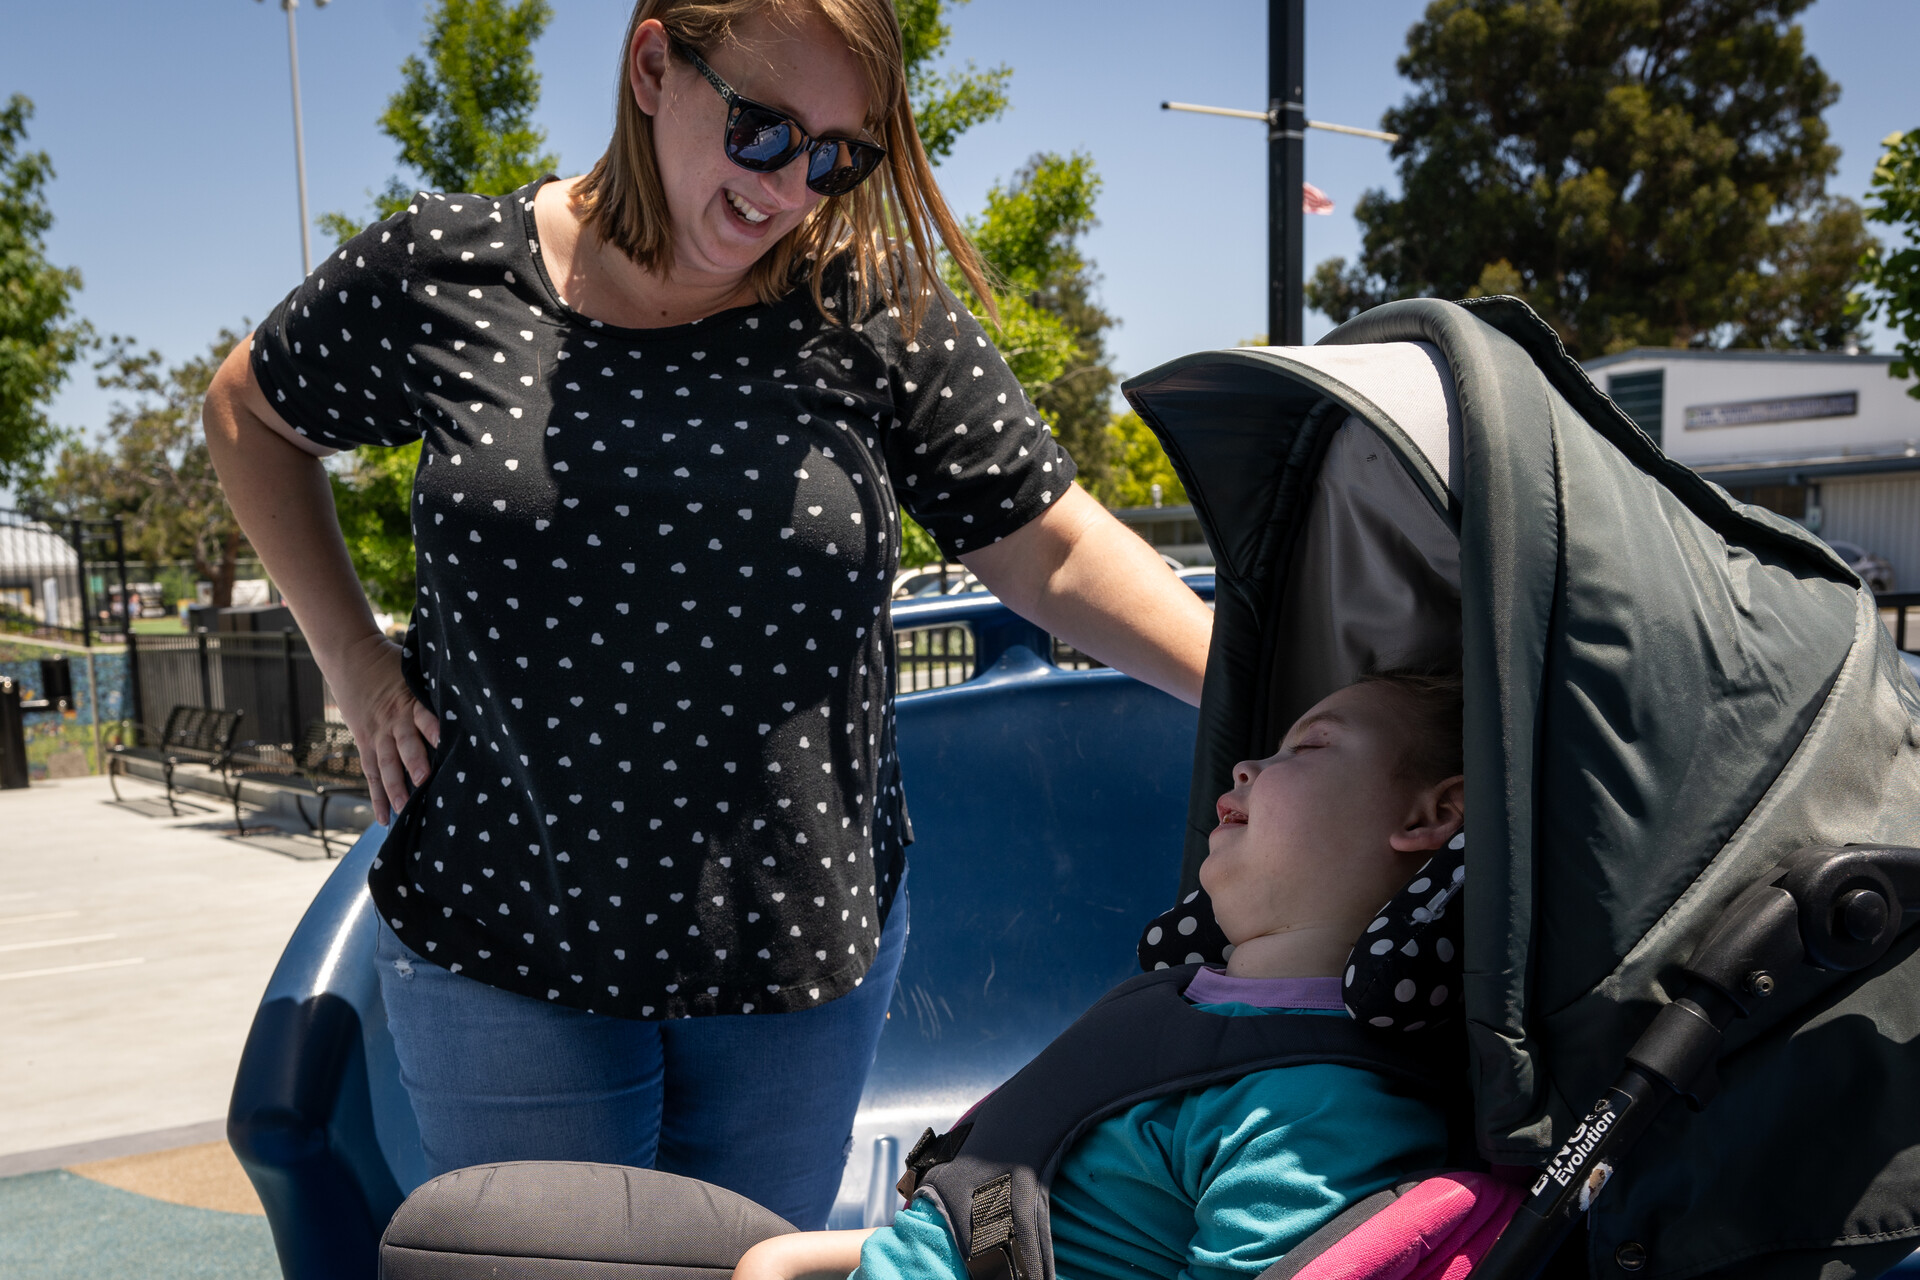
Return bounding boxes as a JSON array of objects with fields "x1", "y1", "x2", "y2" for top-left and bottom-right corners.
[{"x1": 379, "y1": 1162, "x2": 796, "y2": 1280}]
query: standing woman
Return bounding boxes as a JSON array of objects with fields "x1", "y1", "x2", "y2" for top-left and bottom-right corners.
[{"x1": 203, "y1": 0, "x2": 1212, "y2": 1229}]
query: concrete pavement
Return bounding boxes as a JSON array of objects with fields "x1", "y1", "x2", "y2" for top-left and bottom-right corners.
[{"x1": 0, "y1": 775, "x2": 339, "y2": 1161}]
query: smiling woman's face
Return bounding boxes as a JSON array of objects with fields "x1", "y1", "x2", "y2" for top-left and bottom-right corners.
[
  {"x1": 629, "y1": 9, "x2": 871, "y2": 290},
  {"x1": 1199, "y1": 681, "x2": 1451, "y2": 950}
]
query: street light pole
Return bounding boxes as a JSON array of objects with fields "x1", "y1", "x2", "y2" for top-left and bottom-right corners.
[
  {"x1": 1162, "y1": 3, "x2": 1399, "y2": 347},
  {"x1": 1269, "y1": 0, "x2": 1305, "y2": 347},
  {"x1": 257, "y1": 0, "x2": 330, "y2": 276}
]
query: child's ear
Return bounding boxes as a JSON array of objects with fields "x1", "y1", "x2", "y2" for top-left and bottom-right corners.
[{"x1": 1389, "y1": 774, "x2": 1465, "y2": 853}]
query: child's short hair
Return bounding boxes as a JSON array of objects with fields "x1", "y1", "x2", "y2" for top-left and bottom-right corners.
[{"x1": 1356, "y1": 668, "x2": 1463, "y2": 784}]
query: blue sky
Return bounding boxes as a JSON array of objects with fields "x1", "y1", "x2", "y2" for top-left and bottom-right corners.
[{"x1": 3, "y1": 0, "x2": 1916, "y2": 454}]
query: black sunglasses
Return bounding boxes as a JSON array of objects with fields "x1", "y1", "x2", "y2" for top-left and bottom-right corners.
[{"x1": 671, "y1": 39, "x2": 887, "y2": 197}]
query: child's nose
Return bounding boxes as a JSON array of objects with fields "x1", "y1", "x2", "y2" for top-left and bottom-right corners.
[{"x1": 1232, "y1": 758, "x2": 1261, "y2": 786}]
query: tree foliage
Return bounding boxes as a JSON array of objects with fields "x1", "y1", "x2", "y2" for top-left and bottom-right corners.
[
  {"x1": 1860, "y1": 129, "x2": 1920, "y2": 401},
  {"x1": 330, "y1": 445, "x2": 420, "y2": 616},
  {"x1": 321, "y1": 0, "x2": 558, "y2": 244},
  {"x1": 896, "y1": 0, "x2": 1012, "y2": 164},
  {"x1": 1091, "y1": 412, "x2": 1188, "y2": 510},
  {"x1": 951, "y1": 153, "x2": 1118, "y2": 486},
  {"x1": 0, "y1": 95, "x2": 86, "y2": 487},
  {"x1": 27, "y1": 333, "x2": 254, "y2": 607},
  {"x1": 899, "y1": 0, "x2": 1123, "y2": 507},
  {"x1": 1305, "y1": 0, "x2": 1873, "y2": 358},
  {"x1": 889, "y1": 0, "x2": 1130, "y2": 561},
  {"x1": 324, "y1": 0, "x2": 556, "y2": 607}
]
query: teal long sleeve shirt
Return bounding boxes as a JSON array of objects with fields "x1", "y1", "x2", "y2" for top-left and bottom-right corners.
[{"x1": 854, "y1": 1000, "x2": 1447, "y2": 1280}]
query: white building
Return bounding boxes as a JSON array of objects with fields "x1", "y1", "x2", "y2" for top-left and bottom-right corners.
[{"x1": 1583, "y1": 348, "x2": 1920, "y2": 588}]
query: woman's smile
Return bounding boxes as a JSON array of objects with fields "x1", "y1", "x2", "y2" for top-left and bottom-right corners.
[{"x1": 725, "y1": 189, "x2": 772, "y2": 225}]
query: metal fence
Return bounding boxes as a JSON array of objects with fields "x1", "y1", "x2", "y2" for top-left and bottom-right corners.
[
  {"x1": 127, "y1": 630, "x2": 336, "y2": 747},
  {"x1": 896, "y1": 624, "x2": 977, "y2": 692},
  {"x1": 0, "y1": 508, "x2": 132, "y2": 646},
  {"x1": 1882, "y1": 593, "x2": 1920, "y2": 654}
]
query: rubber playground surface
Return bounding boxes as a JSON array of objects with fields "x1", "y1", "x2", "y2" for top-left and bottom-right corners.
[
  {"x1": 0, "y1": 1143, "x2": 279, "y2": 1279},
  {"x1": 2, "y1": 774, "x2": 341, "y2": 1278}
]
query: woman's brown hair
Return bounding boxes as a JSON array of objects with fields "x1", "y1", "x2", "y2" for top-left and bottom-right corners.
[{"x1": 573, "y1": 0, "x2": 996, "y2": 334}]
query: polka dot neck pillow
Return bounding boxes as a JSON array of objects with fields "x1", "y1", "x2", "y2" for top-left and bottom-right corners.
[{"x1": 1135, "y1": 831, "x2": 1468, "y2": 1033}]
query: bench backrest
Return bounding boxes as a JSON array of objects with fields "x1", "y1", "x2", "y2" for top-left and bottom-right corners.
[
  {"x1": 163, "y1": 705, "x2": 244, "y2": 754},
  {"x1": 297, "y1": 721, "x2": 364, "y2": 786}
]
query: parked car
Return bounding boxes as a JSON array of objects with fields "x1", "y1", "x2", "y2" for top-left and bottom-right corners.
[
  {"x1": 1825, "y1": 539, "x2": 1895, "y2": 593},
  {"x1": 891, "y1": 564, "x2": 981, "y2": 599}
]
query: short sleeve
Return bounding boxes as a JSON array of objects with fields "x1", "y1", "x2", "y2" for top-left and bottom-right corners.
[
  {"x1": 251, "y1": 208, "x2": 424, "y2": 450},
  {"x1": 876, "y1": 295, "x2": 1077, "y2": 558},
  {"x1": 853, "y1": 1196, "x2": 969, "y2": 1280}
]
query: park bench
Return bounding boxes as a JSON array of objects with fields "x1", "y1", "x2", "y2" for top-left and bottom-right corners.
[
  {"x1": 106, "y1": 705, "x2": 244, "y2": 816},
  {"x1": 227, "y1": 720, "x2": 370, "y2": 858}
]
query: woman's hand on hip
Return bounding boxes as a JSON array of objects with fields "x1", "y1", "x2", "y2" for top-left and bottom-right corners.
[
  {"x1": 332, "y1": 630, "x2": 441, "y2": 825},
  {"x1": 201, "y1": 338, "x2": 440, "y2": 826}
]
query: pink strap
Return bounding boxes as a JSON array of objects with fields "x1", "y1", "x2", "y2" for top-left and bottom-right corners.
[{"x1": 1290, "y1": 1172, "x2": 1525, "y2": 1280}]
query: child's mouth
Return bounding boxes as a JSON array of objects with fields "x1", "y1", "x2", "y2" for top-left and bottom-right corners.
[{"x1": 1215, "y1": 802, "x2": 1247, "y2": 827}]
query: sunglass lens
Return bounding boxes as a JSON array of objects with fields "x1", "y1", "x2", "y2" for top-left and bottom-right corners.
[
  {"x1": 806, "y1": 141, "x2": 881, "y2": 196},
  {"x1": 727, "y1": 106, "x2": 801, "y2": 169}
]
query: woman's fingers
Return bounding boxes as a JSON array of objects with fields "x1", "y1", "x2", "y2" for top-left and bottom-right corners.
[
  {"x1": 361, "y1": 751, "x2": 394, "y2": 827},
  {"x1": 411, "y1": 698, "x2": 443, "y2": 751},
  {"x1": 393, "y1": 713, "x2": 434, "y2": 789},
  {"x1": 374, "y1": 730, "x2": 414, "y2": 823}
]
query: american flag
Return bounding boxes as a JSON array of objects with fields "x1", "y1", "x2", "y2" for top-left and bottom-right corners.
[{"x1": 1303, "y1": 182, "x2": 1335, "y2": 214}]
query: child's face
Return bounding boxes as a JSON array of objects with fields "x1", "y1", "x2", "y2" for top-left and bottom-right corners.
[{"x1": 1199, "y1": 682, "x2": 1463, "y2": 952}]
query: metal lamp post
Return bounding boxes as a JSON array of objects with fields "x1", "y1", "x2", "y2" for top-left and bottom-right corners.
[
  {"x1": 1162, "y1": 0, "x2": 1398, "y2": 346},
  {"x1": 256, "y1": 0, "x2": 331, "y2": 276}
]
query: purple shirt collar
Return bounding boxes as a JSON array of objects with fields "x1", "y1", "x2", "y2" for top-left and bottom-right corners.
[{"x1": 1183, "y1": 966, "x2": 1347, "y2": 1011}]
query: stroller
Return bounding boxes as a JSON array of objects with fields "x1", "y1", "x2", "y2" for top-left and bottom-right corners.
[{"x1": 240, "y1": 296, "x2": 1920, "y2": 1279}]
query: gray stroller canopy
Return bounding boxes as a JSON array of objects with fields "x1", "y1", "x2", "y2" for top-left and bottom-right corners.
[{"x1": 1124, "y1": 297, "x2": 1920, "y2": 1276}]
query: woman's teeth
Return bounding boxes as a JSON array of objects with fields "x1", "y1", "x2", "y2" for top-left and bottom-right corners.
[{"x1": 727, "y1": 191, "x2": 769, "y2": 224}]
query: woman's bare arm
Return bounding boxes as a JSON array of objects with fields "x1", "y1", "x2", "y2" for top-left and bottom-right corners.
[
  {"x1": 201, "y1": 337, "x2": 439, "y2": 823},
  {"x1": 960, "y1": 483, "x2": 1213, "y2": 706}
]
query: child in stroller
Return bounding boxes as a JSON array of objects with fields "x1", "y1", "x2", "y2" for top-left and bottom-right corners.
[{"x1": 732, "y1": 670, "x2": 1467, "y2": 1280}]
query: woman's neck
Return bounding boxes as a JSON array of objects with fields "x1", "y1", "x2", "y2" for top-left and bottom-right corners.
[
  {"x1": 533, "y1": 177, "x2": 754, "y2": 330},
  {"x1": 1222, "y1": 921, "x2": 1359, "y2": 980}
]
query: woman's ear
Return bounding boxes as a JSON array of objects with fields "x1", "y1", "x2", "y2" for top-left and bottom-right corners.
[
  {"x1": 629, "y1": 18, "x2": 672, "y2": 117},
  {"x1": 1389, "y1": 774, "x2": 1465, "y2": 853}
]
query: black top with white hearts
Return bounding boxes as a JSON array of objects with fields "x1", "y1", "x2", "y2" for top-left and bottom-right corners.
[{"x1": 251, "y1": 178, "x2": 1074, "y2": 1020}]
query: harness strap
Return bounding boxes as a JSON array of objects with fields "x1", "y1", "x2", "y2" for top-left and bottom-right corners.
[{"x1": 901, "y1": 964, "x2": 1455, "y2": 1280}]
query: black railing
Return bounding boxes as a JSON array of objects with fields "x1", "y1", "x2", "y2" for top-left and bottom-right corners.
[
  {"x1": 127, "y1": 630, "x2": 335, "y2": 748},
  {"x1": 897, "y1": 624, "x2": 976, "y2": 692},
  {"x1": 1881, "y1": 593, "x2": 1920, "y2": 654},
  {"x1": 0, "y1": 508, "x2": 131, "y2": 646}
]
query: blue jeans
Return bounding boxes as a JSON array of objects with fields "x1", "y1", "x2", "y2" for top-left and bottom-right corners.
[{"x1": 375, "y1": 874, "x2": 908, "y2": 1229}]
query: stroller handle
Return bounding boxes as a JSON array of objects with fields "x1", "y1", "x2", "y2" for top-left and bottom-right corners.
[{"x1": 1473, "y1": 844, "x2": 1920, "y2": 1280}]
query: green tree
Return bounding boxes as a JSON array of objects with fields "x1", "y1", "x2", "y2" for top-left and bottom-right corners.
[
  {"x1": 951, "y1": 152, "x2": 1114, "y2": 477},
  {"x1": 890, "y1": 1, "x2": 1124, "y2": 563},
  {"x1": 322, "y1": 0, "x2": 556, "y2": 608},
  {"x1": 320, "y1": 0, "x2": 558, "y2": 243},
  {"x1": 1860, "y1": 129, "x2": 1920, "y2": 401},
  {"x1": 1305, "y1": 0, "x2": 1874, "y2": 359},
  {"x1": 1092, "y1": 411, "x2": 1188, "y2": 510},
  {"x1": 896, "y1": 0, "x2": 1011, "y2": 163},
  {"x1": 330, "y1": 447, "x2": 420, "y2": 616},
  {"x1": 27, "y1": 332, "x2": 254, "y2": 607},
  {"x1": 902, "y1": 0, "x2": 1122, "y2": 512},
  {"x1": 0, "y1": 95, "x2": 87, "y2": 487}
]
